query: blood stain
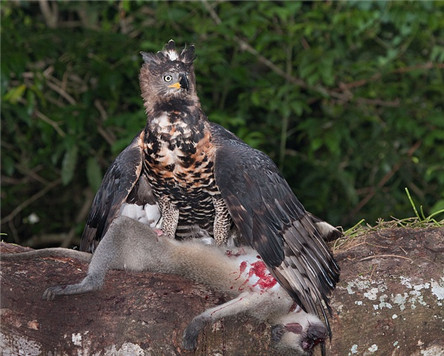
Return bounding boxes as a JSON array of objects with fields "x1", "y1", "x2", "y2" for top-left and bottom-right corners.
[{"x1": 249, "y1": 261, "x2": 277, "y2": 289}]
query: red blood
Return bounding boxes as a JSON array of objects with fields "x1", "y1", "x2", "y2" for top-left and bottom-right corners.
[
  {"x1": 235, "y1": 261, "x2": 248, "y2": 281},
  {"x1": 226, "y1": 248, "x2": 248, "y2": 258},
  {"x1": 249, "y1": 261, "x2": 277, "y2": 289},
  {"x1": 239, "y1": 261, "x2": 247, "y2": 273}
]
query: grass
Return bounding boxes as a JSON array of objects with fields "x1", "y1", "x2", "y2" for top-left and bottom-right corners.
[{"x1": 333, "y1": 188, "x2": 444, "y2": 251}]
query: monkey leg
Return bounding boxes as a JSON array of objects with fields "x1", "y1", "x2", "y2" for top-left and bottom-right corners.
[{"x1": 182, "y1": 291, "x2": 267, "y2": 350}]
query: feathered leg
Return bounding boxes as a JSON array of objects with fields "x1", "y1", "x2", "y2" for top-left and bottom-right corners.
[
  {"x1": 158, "y1": 195, "x2": 179, "y2": 238},
  {"x1": 212, "y1": 196, "x2": 231, "y2": 245}
]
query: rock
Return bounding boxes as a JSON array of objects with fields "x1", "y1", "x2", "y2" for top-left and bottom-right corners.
[{"x1": 329, "y1": 227, "x2": 444, "y2": 356}]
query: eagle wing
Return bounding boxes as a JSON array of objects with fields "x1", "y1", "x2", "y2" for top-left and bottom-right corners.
[
  {"x1": 211, "y1": 123, "x2": 340, "y2": 335},
  {"x1": 80, "y1": 130, "x2": 155, "y2": 252}
]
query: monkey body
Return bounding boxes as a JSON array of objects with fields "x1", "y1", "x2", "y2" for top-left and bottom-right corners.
[{"x1": 38, "y1": 216, "x2": 326, "y2": 354}]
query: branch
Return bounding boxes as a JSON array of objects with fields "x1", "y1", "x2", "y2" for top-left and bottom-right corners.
[
  {"x1": 46, "y1": 80, "x2": 76, "y2": 105},
  {"x1": 355, "y1": 97, "x2": 400, "y2": 107},
  {"x1": 35, "y1": 110, "x2": 66, "y2": 137},
  {"x1": 15, "y1": 164, "x2": 49, "y2": 186},
  {"x1": 94, "y1": 100, "x2": 108, "y2": 121},
  {"x1": 359, "y1": 254, "x2": 413, "y2": 262},
  {"x1": 1, "y1": 179, "x2": 62, "y2": 225},
  {"x1": 38, "y1": 0, "x2": 58, "y2": 29},
  {"x1": 97, "y1": 126, "x2": 116, "y2": 146}
]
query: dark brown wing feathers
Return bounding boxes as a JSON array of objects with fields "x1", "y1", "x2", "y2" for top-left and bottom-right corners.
[
  {"x1": 80, "y1": 130, "x2": 153, "y2": 252},
  {"x1": 211, "y1": 122, "x2": 340, "y2": 335}
]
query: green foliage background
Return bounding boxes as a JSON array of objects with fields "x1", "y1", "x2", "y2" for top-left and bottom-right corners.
[{"x1": 1, "y1": 1, "x2": 443, "y2": 247}]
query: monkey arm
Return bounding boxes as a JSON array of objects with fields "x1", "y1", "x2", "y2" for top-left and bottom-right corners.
[{"x1": 42, "y1": 216, "x2": 161, "y2": 300}]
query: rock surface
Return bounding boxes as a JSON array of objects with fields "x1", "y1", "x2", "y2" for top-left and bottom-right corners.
[
  {"x1": 1, "y1": 227, "x2": 443, "y2": 355},
  {"x1": 330, "y1": 227, "x2": 444, "y2": 356}
]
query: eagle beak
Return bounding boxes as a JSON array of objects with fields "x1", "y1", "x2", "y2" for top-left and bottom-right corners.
[
  {"x1": 179, "y1": 74, "x2": 189, "y2": 90},
  {"x1": 168, "y1": 82, "x2": 181, "y2": 89}
]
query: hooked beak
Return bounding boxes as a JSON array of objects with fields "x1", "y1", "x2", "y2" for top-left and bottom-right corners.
[
  {"x1": 179, "y1": 74, "x2": 189, "y2": 90},
  {"x1": 168, "y1": 74, "x2": 189, "y2": 91}
]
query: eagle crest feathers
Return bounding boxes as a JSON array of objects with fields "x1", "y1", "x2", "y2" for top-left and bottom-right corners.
[{"x1": 140, "y1": 40, "x2": 195, "y2": 66}]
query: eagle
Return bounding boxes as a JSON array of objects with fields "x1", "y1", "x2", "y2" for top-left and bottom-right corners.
[{"x1": 80, "y1": 40, "x2": 340, "y2": 339}]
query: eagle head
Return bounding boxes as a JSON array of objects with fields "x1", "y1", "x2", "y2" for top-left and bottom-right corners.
[{"x1": 139, "y1": 40, "x2": 199, "y2": 110}]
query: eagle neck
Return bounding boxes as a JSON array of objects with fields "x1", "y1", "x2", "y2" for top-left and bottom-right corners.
[{"x1": 145, "y1": 97, "x2": 206, "y2": 138}]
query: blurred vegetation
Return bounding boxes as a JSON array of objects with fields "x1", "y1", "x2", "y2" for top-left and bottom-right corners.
[{"x1": 1, "y1": 1, "x2": 443, "y2": 248}]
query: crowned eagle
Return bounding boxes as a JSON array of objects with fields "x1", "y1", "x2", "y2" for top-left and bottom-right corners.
[{"x1": 80, "y1": 40, "x2": 341, "y2": 341}]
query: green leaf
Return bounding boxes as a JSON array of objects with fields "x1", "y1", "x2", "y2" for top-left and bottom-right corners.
[
  {"x1": 61, "y1": 146, "x2": 78, "y2": 186},
  {"x1": 86, "y1": 157, "x2": 102, "y2": 192},
  {"x1": 2, "y1": 155, "x2": 15, "y2": 176},
  {"x1": 3, "y1": 84, "x2": 26, "y2": 104}
]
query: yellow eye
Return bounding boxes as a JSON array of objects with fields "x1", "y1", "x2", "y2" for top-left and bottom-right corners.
[{"x1": 164, "y1": 75, "x2": 173, "y2": 82}]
